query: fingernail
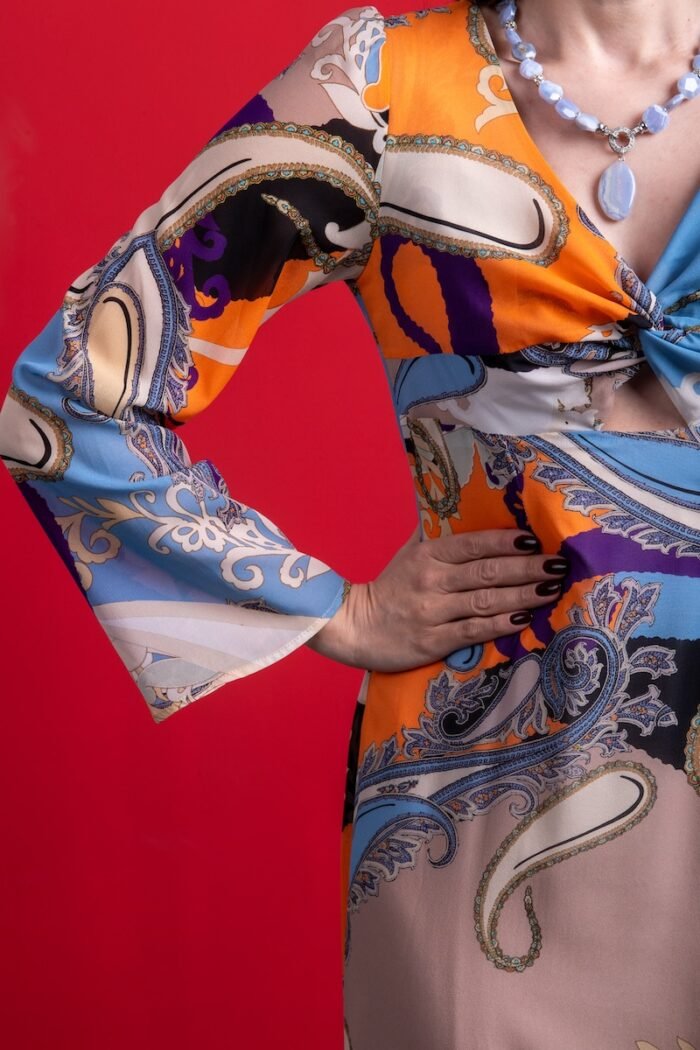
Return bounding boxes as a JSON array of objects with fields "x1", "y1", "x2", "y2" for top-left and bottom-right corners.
[
  {"x1": 510, "y1": 611, "x2": 533, "y2": 625},
  {"x1": 535, "y1": 580, "x2": 563, "y2": 596},
  {"x1": 513, "y1": 533, "x2": 540, "y2": 552},
  {"x1": 543, "y1": 558, "x2": 569, "y2": 575}
]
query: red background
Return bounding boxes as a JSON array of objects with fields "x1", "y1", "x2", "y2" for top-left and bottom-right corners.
[{"x1": 0, "y1": 2, "x2": 416, "y2": 1046}]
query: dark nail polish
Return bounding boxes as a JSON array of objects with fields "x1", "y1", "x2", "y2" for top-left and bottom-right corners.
[
  {"x1": 543, "y1": 558, "x2": 569, "y2": 575},
  {"x1": 513, "y1": 533, "x2": 540, "y2": 552},
  {"x1": 510, "y1": 611, "x2": 533, "y2": 625},
  {"x1": 536, "y1": 580, "x2": 563, "y2": 596}
]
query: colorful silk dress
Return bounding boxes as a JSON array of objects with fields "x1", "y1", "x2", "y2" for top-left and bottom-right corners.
[{"x1": 1, "y1": 3, "x2": 699, "y2": 1047}]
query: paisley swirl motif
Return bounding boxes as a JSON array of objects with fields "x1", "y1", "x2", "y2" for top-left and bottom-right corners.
[
  {"x1": 309, "y1": 8, "x2": 390, "y2": 157},
  {"x1": 381, "y1": 133, "x2": 569, "y2": 265},
  {"x1": 474, "y1": 762, "x2": 657, "y2": 972},
  {"x1": 348, "y1": 575, "x2": 677, "y2": 935},
  {"x1": 348, "y1": 795, "x2": 459, "y2": 917},
  {"x1": 57, "y1": 232, "x2": 194, "y2": 422},
  {"x1": 539, "y1": 626, "x2": 612, "y2": 721}
]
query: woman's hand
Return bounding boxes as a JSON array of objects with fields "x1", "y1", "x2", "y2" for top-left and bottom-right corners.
[{"x1": 306, "y1": 526, "x2": 568, "y2": 672}]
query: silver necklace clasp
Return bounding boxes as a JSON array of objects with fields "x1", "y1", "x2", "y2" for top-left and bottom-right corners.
[{"x1": 606, "y1": 126, "x2": 636, "y2": 155}]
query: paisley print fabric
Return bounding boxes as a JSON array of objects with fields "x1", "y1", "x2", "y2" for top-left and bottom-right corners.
[{"x1": 2, "y1": 3, "x2": 700, "y2": 1048}]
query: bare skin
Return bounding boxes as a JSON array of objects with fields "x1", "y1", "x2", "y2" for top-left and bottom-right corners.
[{"x1": 309, "y1": 0, "x2": 700, "y2": 672}]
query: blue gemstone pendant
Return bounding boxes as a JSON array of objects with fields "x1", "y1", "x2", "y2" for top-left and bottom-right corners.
[{"x1": 597, "y1": 157, "x2": 636, "y2": 221}]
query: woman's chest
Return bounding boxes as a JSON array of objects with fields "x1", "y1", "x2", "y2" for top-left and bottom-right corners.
[
  {"x1": 358, "y1": 10, "x2": 700, "y2": 436},
  {"x1": 486, "y1": 61, "x2": 700, "y2": 286}
]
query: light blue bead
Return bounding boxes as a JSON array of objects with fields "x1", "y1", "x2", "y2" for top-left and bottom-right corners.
[
  {"x1": 555, "y1": 97, "x2": 579, "y2": 121},
  {"x1": 498, "y1": 2, "x2": 517, "y2": 25},
  {"x1": 504, "y1": 27, "x2": 521, "y2": 45},
  {"x1": 693, "y1": 55, "x2": 700, "y2": 71},
  {"x1": 666, "y1": 92, "x2": 687, "y2": 110},
  {"x1": 678, "y1": 73, "x2": 699, "y2": 98},
  {"x1": 575, "y1": 111, "x2": 600, "y2": 132},
  {"x1": 512, "y1": 40, "x2": 536, "y2": 60},
  {"x1": 598, "y1": 159, "x2": 636, "y2": 221},
  {"x1": 642, "y1": 104, "x2": 669, "y2": 133},
  {"x1": 538, "y1": 80, "x2": 564, "y2": 103},
  {"x1": 519, "y1": 58, "x2": 543, "y2": 80}
]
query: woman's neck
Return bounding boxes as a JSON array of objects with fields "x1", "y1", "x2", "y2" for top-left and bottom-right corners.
[{"x1": 509, "y1": 0, "x2": 699, "y2": 72}]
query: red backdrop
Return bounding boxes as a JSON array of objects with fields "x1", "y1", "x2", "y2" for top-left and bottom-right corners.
[{"x1": 0, "y1": 2, "x2": 416, "y2": 1046}]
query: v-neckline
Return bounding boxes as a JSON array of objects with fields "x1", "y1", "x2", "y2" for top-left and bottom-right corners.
[{"x1": 473, "y1": 1, "x2": 699, "y2": 296}]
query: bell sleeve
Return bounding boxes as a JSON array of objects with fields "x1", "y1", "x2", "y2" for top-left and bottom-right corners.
[{"x1": 0, "y1": 5, "x2": 390, "y2": 723}]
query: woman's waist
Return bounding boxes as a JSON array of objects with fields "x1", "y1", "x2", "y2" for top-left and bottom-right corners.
[{"x1": 406, "y1": 421, "x2": 700, "y2": 557}]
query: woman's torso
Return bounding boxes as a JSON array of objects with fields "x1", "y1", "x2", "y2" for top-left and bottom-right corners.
[{"x1": 341, "y1": 5, "x2": 700, "y2": 1047}]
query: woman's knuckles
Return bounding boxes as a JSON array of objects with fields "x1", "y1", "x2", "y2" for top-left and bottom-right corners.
[
  {"x1": 469, "y1": 588, "x2": 496, "y2": 615},
  {"x1": 473, "y1": 558, "x2": 501, "y2": 586}
]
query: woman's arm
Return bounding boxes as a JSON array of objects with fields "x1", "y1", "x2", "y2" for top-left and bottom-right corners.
[{"x1": 0, "y1": 6, "x2": 391, "y2": 724}]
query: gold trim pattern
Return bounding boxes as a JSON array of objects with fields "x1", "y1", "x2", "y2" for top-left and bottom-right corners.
[
  {"x1": 684, "y1": 706, "x2": 700, "y2": 796},
  {"x1": 665, "y1": 289, "x2": 700, "y2": 334},
  {"x1": 260, "y1": 193, "x2": 372, "y2": 274},
  {"x1": 4, "y1": 384, "x2": 74, "y2": 484},
  {"x1": 208, "y1": 120, "x2": 379, "y2": 187},
  {"x1": 467, "y1": 0, "x2": 499, "y2": 65},
  {"x1": 406, "y1": 417, "x2": 461, "y2": 519}
]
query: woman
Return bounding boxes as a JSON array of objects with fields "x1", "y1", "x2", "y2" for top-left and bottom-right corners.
[{"x1": 1, "y1": 0, "x2": 698, "y2": 1047}]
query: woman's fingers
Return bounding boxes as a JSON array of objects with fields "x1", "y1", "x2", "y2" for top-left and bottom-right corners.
[
  {"x1": 432, "y1": 608, "x2": 538, "y2": 652},
  {"x1": 438, "y1": 578, "x2": 565, "y2": 622},
  {"x1": 428, "y1": 528, "x2": 541, "y2": 564},
  {"x1": 439, "y1": 553, "x2": 569, "y2": 593}
]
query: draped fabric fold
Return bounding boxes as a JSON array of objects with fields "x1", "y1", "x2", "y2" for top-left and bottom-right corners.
[{"x1": 640, "y1": 189, "x2": 700, "y2": 425}]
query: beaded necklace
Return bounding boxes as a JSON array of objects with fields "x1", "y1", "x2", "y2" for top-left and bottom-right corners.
[{"x1": 494, "y1": 0, "x2": 700, "y2": 221}]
